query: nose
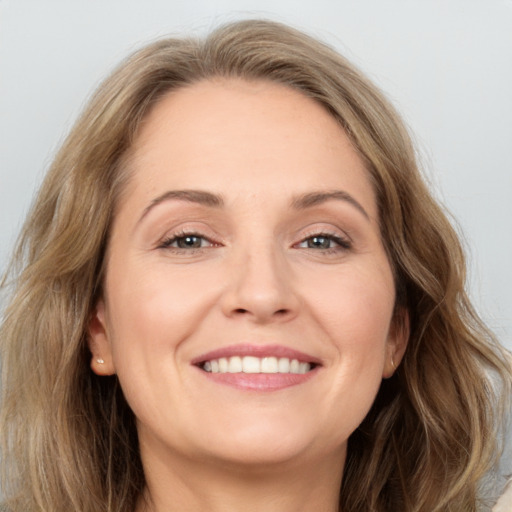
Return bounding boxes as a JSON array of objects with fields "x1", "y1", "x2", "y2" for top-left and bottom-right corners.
[{"x1": 220, "y1": 244, "x2": 300, "y2": 324}]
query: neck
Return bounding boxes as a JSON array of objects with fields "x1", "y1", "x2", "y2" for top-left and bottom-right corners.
[{"x1": 136, "y1": 443, "x2": 345, "y2": 512}]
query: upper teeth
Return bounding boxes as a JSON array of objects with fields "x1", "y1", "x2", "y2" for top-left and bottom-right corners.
[{"x1": 202, "y1": 356, "x2": 312, "y2": 374}]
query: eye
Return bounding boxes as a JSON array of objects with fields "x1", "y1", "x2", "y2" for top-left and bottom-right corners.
[
  {"x1": 296, "y1": 233, "x2": 351, "y2": 251},
  {"x1": 159, "y1": 233, "x2": 214, "y2": 250}
]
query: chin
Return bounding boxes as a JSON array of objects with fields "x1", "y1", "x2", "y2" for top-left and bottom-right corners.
[
  {"x1": 195, "y1": 416, "x2": 338, "y2": 468},
  {"x1": 203, "y1": 440, "x2": 316, "y2": 469}
]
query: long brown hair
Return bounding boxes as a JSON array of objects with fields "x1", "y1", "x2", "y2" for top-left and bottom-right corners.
[{"x1": 1, "y1": 19, "x2": 510, "y2": 511}]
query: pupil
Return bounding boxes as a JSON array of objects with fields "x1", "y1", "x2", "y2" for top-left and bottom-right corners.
[
  {"x1": 309, "y1": 236, "x2": 330, "y2": 249},
  {"x1": 178, "y1": 236, "x2": 201, "y2": 248}
]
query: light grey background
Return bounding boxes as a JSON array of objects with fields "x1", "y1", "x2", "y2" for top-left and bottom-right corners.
[{"x1": 1, "y1": 0, "x2": 511, "y2": 350}]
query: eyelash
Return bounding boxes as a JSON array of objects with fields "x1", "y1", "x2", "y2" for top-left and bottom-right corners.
[
  {"x1": 158, "y1": 230, "x2": 351, "y2": 254},
  {"x1": 295, "y1": 232, "x2": 352, "y2": 253},
  {"x1": 158, "y1": 231, "x2": 217, "y2": 252}
]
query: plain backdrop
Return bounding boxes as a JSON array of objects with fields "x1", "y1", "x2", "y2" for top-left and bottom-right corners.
[{"x1": 0, "y1": 0, "x2": 511, "y2": 350}]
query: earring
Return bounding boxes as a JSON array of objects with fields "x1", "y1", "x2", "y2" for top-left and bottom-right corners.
[
  {"x1": 391, "y1": 357, "x2": 397, "y2": 370},
  {"x1": 96, "y1": 358, "x2": 105, "y2": 364}
]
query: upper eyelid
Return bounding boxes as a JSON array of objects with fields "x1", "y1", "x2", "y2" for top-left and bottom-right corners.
[
  {"x1": 294, "y1": 233, "x2": 351, "y2": 249},
  {"x1": 159, "y1": 232, "x2": 216, "y2": 247},
  {"x1": 298, "y1": 228, "x2": 349, "y2": 238},
  {"x1": 294, "y1": 225, "x2": 352, "y2": 242},
  {"x1": 159, "y1": 224, "x2": 220, "y2": 241},
  {"x1": 156, "y1": 222, "x2": 353, "y2": 246},
  {"x1": 298, "y1": 232, "x2": 349, "y2": 242}
]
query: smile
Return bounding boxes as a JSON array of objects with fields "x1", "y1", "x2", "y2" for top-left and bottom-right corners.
[
  {"x1": 192, "y1": 344, "x2": 321, "y2": 391},
  {"x1": 202, "y1": 356, "x2": 312, "y2": 374}
]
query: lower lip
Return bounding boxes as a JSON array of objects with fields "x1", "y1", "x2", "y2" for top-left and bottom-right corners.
[{"x1": 196, "y1": 367, "x2": 319, "y2": 391}]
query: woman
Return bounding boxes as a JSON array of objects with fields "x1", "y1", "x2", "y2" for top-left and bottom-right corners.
[{"x1": 1, "y1": 19, "x2": 510, "y2": 512}]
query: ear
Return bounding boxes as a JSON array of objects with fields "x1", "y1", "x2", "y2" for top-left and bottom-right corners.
[
  {"x1": 383, "y1": 308, "x2": 409, "y2": 379},
  {"x1": 88, "y1": 299, "x2": 116, "y2": 376}
]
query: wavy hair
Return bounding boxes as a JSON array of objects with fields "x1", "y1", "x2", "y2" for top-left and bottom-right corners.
[{"x1": 1, "y1": 19, "x2": 510, "y2": 512}]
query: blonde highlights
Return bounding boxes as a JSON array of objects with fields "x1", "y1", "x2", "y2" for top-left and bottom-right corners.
[{"x1": 1, "y1": 19, "x2": 510, "y2": 511}]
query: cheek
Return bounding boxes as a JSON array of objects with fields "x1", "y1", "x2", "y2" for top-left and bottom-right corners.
[
  {"x1": 105, "y1": 262, "x2": 218, "y2": 364},
  {"x1": 311, "y1": 264, "x2": 395, "y2": 347},
  {"x1": 304, "y1": 260, "x2": 395, "y2": 394},
  {"x1": 308, "y1": 269, "x2": 394, "y2": 439},
  {"x1": 103, "y1": 263, "x2": 220, "y2": 428}
]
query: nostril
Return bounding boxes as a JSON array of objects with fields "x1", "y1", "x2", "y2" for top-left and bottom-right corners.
[{"x1": 232, "y1": 307, "x2": 289, "y2": 317}]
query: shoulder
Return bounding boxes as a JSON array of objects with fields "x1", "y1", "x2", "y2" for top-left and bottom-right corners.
[
  {"x1": 487, "y1": 400, "x2": 512, "y2": 511},
  {"x1": 493, "y1": 480, "x2": 512, "y2": 512},
  {"x1": 479, "y1": 393, "x2": 512, "y2": 510}
]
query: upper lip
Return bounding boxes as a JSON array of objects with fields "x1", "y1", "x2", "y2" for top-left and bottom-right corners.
[{"x1": 191, "y1": 344, "x2": 322, "y2": 366}]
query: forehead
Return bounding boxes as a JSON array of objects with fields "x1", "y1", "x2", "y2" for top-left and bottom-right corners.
[{"x1": 122, "y1": 78, "x2": 377, "y2": 219}]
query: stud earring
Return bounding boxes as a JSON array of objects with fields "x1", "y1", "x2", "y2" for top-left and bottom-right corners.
[
  {"x1": 391, "y1": 357, "x2": 397, "y2": 370},
  {"x1": 96, "y1": 358, "x2": 105, "y2": 364}
]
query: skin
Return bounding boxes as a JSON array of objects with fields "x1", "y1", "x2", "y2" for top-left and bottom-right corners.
[{"x1": 89, "y1": 79, "x2": 408, "y2": 512}]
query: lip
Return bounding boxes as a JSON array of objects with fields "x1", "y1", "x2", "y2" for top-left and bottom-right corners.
[
  {"x1": 191, "y1": 344, "x2": 322, "y2": 392},
  {"x1": 191, "y1": 344, "x2": 322, "y2": 366}
]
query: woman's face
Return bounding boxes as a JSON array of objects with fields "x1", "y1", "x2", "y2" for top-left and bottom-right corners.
[{"x1": 89, "y1": 79, "x2": 407, "y2": 471}]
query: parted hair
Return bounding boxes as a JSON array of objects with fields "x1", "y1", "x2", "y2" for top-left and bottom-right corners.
[{"x1": 1, "y1": 19, "x2": 510, "y2": 512}]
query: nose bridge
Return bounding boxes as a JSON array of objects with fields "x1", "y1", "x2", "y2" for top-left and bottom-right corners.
[{"x1": 222, "y1": 235, "x2": 298, "y2": 322}]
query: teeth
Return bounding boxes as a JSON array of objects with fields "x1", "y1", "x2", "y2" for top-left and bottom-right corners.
[
  {"x1": 242, "y1": 356, "x2": 260, "y2": 373},
  {"x1": 278, "y1": 357, "x2": 290, "y2": 373},
  {"x1": 218, "y1": 357, "x2": 229, "y2": 372},
  {"x1": 299, "y1": 362, "x2": 310, "y2": 374},
  {"x1": 228, "y1": 356, "x2": 242, "y2": 373},
  {"x1": 261, "y1": 357, "x2": 278, "y2": 373},
  {"x1": 290, "y1": 359, "x2": 300, "y2": 374},
  {"x1": 202, "y1": 356, "x2": 312, "y2": 374}
]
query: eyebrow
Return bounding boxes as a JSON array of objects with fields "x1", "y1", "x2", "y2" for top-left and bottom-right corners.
[
  {"x1": 138, "y1": 189, "x2": 224, "y2": 223},
  {"x1": 138, "y1": 188, "x2": 369, "y2": 224},
  {"x1": 291, "y1": 190, "x2": 370, "y2": 220}
]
